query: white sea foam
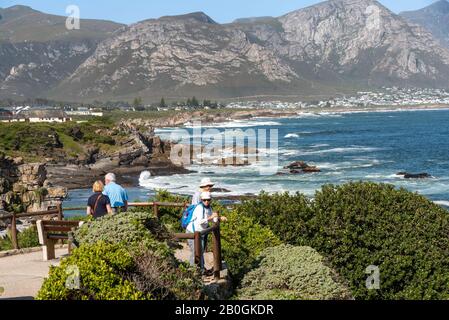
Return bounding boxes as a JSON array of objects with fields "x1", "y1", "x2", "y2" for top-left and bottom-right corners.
[
  {"x1": 139, "y1": 171, "x2": 152, "y2": 182},
  {"x1": 310, "y1": 144, "x2": 330, "y2": 148},
  {"x1": 434, "y1": 201, "x2": 449, "y2": 207},
  {"x1": 316, "y1": 159, "x2": 382, "y2": 171},
  {"x1": 284, "y1": 133, "x2": 300, "y2": 139},
  {"x1": 294, "y1": 113, "x2": 321, "y2": 119},
  {"x1": 298, "y1": 146, "x2": 381, "y2": 156}
]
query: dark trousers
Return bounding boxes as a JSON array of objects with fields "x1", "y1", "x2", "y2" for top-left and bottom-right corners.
[{"x1": 112, "y1": 207, "x2": 127, "y2": 214}]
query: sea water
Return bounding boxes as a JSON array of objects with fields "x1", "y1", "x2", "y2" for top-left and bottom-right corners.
[{"x1": 64, "y1": 109, "x2": 449, "y2": 216}]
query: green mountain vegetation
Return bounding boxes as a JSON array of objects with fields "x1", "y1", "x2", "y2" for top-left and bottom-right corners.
[
  {"x1": 0, "y1": 5, "x2": 123, "y2": 43},
  {"x1": 0, "y1": 119, "x2": 117, "y2": 162}
]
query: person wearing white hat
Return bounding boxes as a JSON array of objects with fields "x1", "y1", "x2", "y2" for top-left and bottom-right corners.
[
  {"x1": 192, "y1": 178, "x2": 215, "y2": 205},
  {"x1": 186, "y1": 191, "x2": 220, "y2": 273}
]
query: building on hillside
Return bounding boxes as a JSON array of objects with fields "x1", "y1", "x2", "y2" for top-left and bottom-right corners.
[
  {"x1": 66, "y1": 110, "x2": 104, "y2": 117},
  {"x1": 0, "y1": 110, "x2": 72, "y2": 123}
]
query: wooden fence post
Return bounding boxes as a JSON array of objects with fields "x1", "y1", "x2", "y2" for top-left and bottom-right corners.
[
  {"x1": 153, "y1": 203, "x2": 159, "y2": 219},
  {"x1": 57, "y1": 204, "x2": 64, "y2": 246},
  {"x1": 212, "y1": 223, "x2": 222, "y2": 281},
  {"x1": 10, "y1": 212, "x2": 18, "y2": 250},
  {"x1": 57, "y1": 204, "x2": 63, "y2": 221},
  {"x1": 194, "y1": 231, "x2": 202, "y2": 268}
]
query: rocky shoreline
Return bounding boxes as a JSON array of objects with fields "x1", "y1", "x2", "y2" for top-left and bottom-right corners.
[{"x1": 43, "y1": 109, "x2": 298, "y2": 190}]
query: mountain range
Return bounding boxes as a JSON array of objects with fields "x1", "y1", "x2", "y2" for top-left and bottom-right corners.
[
  {"x1": 400, "y1": 0, "x2": 449, "y2": 49},
  {"x1": 1, "y1": 0, "x2": 449, "y2": 102}
]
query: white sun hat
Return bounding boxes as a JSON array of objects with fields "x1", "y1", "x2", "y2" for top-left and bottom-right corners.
[
  {"x1": 200, "y1": 178, "x2": 215, "y2": 188},
  {"x1": 201, "y1": 192, "x2": 212, "y2": 200}
]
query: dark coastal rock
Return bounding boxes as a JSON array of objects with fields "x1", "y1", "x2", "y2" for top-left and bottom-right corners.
[
  {"x1": 302, "y1": 166, "x2": 321, "y2": 173},
  {"x1": 284, "y1": 161, "x2": 308, "y2": 170},
  {"x1": 211, "y1": 188, "x2": 231, "y2": 193},
  {"x1": 397, "y1": 172, "x2": 432, "y2": 179},
  {"x1": 284, "y1": 161, "x2": 321, "y2": 174},
  {"x1": 131, "y1": 155, "x2": 149, "y2": 167}
]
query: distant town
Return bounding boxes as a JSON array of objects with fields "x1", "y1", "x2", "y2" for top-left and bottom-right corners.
[{"x1": 1, "y1": 87, "x2": 449, "y2": 123}]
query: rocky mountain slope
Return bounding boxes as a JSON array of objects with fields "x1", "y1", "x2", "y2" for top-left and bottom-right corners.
[
  {"x1": 0, "y1": 5, "x2": 124, "y2": 99},
  {"x1": 3, "y1": 0, "x2": 449, "y2": 101},
  {"x1": 400, "y1": 0, "x2": 449, "y2": 49},
  {"x1": 48, "y1": 0, "x2": 449, "y2": 101}
]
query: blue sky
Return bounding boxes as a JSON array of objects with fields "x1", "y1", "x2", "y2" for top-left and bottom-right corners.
[{"x1": 0, "y1": 0, "x2": 438, "y2": 24}]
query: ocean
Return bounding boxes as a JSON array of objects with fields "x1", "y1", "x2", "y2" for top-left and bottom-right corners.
[{"x1": 64, "y1": 108, "x2": 449, "y2": 216}]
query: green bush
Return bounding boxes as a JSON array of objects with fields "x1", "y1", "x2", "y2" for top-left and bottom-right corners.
[
  {"x1": 73, "y1": 211, "x2": 173, "y2": 257},
  {"x1": 239, "y1": 182, "x2": 449, "y2": 300},
  {"x1": 236, "y1": 245, "x2": 351, "y2": 300},
  {"x1": 309, "y1": 182, "x2": 449, "y2": 300},
  {"x1": 234, "y1": 191, "x2": 314, "y2": 245},
  {"x1": 220, "y1": 210, "x2": 281, "y2": 282},
  {"x1": 153, "y1": 189, "x2": 189, "y2": 233},
  {"x1": 18, "y1": 225, "x2": 40, "y2": 248},
  {"x1": 130, "y1": 249, "x2": 203, "y2": 300},
  {"x1": 36, "y1": 242, "x2": 146, "y2": 300},
  {"x1": 0, "y1": 225, "x2": 40, "y2": 251}
]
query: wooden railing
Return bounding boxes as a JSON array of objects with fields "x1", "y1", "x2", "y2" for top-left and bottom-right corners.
[
  {"x1": 62, "y1": 202, "x2": 189, "y2": 219},
  {"x1": 0, "y1": 202, "x2": 223, "y2": 280},
  {"x1": 0, "y1": 205, "x2": 63, "y2": 250}
]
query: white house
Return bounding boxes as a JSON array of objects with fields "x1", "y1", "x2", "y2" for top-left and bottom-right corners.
[{"x1": 0, "y1": 110, "x2": 72, "y2": 123}]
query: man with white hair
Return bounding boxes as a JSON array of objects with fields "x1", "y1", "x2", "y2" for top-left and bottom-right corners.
[{"x1": 103, "y1": 173, "x2": 129, "y2": 214}]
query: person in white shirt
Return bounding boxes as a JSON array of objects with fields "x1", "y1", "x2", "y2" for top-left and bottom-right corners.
[
  {"x1": 187, "y1": 192, "x2": 225, "y2": 274},
  {"x1": 192, "y1": 178, "x2": 215, "y2": 205}
]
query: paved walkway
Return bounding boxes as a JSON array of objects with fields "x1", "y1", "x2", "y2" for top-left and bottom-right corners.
[{"x1": 0, "y1": 249, "x2": 68, "y2": 300}]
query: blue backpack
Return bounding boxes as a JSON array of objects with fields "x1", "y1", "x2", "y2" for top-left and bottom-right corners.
[{"x1": 181, "y1": 203, "x2": 205, "y2": 230}]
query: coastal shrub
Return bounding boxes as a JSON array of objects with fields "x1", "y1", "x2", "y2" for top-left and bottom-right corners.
[
  {"x1": 238, "y1": 182, "x2": 449, "y2": 300},
  {"x1": 234, "y1": 191, "x2": 314, "y2": 245},
  {"x1": 0, "y1": 225, "x2": 40, "y2": 251},
  {"x1": 129, "y1": 249, "x2": 203, "y2": 300},
  {"x1": 236, "y1": 245, "x2": 351, "y2": 300},
  {"x1": 36, "y1": 242, "x2": 146, "y2": 300},
  {"x1": 153, "y1": 189, "x2": 190, "y2": 233},
  {"x1": 17, "y1": 225, "x2": 40, "y2": 248},
  {"x1": 73, "y1": 211, "x2": 173, "y2": 257},
  {"x1": 220, "y1": 210, "x2": 281, "y2": 282},
  {"x1": 308, "y1": 182, "x2": 449, "y2": 300}
]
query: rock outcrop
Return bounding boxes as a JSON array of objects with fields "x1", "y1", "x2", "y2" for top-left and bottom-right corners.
[
  {"x1": 397, "y1": 172, "x2": 432, "y2": 179},
  {"x1": 0, "y1": 154, "x2": 68, "y2": 214},
  {"x1": 283, "y1": 161, "x2": 321, "y2": 174}
]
